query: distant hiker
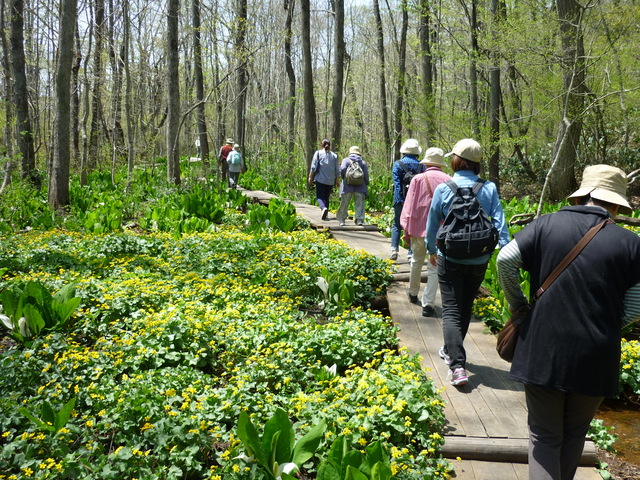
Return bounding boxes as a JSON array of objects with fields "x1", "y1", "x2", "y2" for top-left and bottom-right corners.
[
  {"x1": 227, "y1": 144, "x2": 244, "y2": 189},
  {"x1": 497, "y1": 164, "x2": 640, "y2": 480},
  {"x1": 218, "y1": 138, "x2": 234, "y2": 182},
  {"x1": 336, "y1": 146, "x2": 369, "y2": 226},
  {"x1": 426, "y1": 138, "x2": 509, "y2": 387},
  {"x1": 308, "y1": 139, "x2": 340, "y2": 220},
  {"x1": 400, "y1": 147, "x2": 451, "y2": 317},
  {"x1": 391, "y1": 139, "x2": 425, "y2": 261}
]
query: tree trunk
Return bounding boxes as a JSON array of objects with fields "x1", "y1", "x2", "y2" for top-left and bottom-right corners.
[
  {"x1": 373, "y1": 0, "x2": 391, "y2": 163},
  {"x1": 301, "y1": 0, "x2": 318, "y2": 172},
  {"x1": 192, "y1": 0, "x2": 209, "y2": 169},
  {"x1": 488, "y1": 0, "x2": 505, "y2": 191},
  {"x1": 1, "y1": 0, "x2": 14, "y2": 193},
  {"x1": 166, "y1": 0, "x2": 181, "y2": 184},
  {"x1": 11, "y1": 0, "x2": 37, "y2": 186},
  {"x1": 122, "y1": 0, "x2": 134, "y2": 177},
  {"x1": 419, "y1": 0, "x2": 435, "y2": 146},
  {"x1": 283, "y1": 0, "x2": 296, "y2": 158},
  {"x1": 72, "y1": 27, "x2": 82, "y2": 165},
  {"x1": 330, "y1": 0, "x2": 345, "y2": 152},
  {"x1": 49, "y1": 0, "x2": 76, "y2": 209},
  {"x1": 469, "y1": 0, "x2": 480, "y2": 137},
  {"x1": 235, "y1": 0, "x2": 248, "y2": 152},
  {"x1": 548, "y1": 0, "x2": 585, "y2": 200},
  {"x1": 87, "y1": 0, "x2": 105, "y2": 177},
  {"x1": 392, "y1": 0, "x2": 408, "y2": 162}
]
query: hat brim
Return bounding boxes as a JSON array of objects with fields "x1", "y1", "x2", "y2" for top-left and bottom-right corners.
[
  {"x1": 420, "y1": 159, "x2": 446, "y2": 167},
  {"x1": 568, "y1": 187, "x2": 633, "y2": 215}
]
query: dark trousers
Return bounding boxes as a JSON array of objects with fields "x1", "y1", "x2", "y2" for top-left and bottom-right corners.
[
  {"x1": 525, "y1": 384, "x2": 603, "y2": 480},
  {"x1": 315, "y1": 182, "x2": 333, "y2": 210},
  {"x1": 438, "y1": 257, "x2": 488, "y2": 370}
]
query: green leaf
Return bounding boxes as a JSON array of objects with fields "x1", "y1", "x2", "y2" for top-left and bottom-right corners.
[
  {"x1": 0, "y1": 288, "x2": 18, "y2": 318},
  {"x1": 263, "y1": 408, "x2": 293, "y2": 466},
  {"x1": 316, "y1": 462, "x2": 341, "y2": 480},
  {"x1": 345, "y1": 465, "x2": 369, "y2": 480},
  {"x1": 291, "y1": 420, "x2": 326, "y2": 467},
  {"x1": 19, "y1": 407, "x2": 49, "y2": 431},
  {"x1": 54, "y1": 397, "x2": 76, "y2": 432},
  {"x1": 370, "y1": 462, "x2": 395, "y2": 480},
  {"x1": 42, "y1": 401, "x2": 56, "y2": 427},
  {"x1": 237, "y1": 411, "x2": 269, "y2": 469},
  {"x1": 22, "y1": 304, "x2": 45, "y2": 335}
]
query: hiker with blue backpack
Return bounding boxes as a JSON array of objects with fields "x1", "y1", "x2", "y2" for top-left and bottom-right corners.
[
  {"x1": 425, "y1": 138, "x2": 510, "y2": 387},
  {"x1": 391, "y1": 139, "x2": 425, "y2": 261},
  {"x1": 226, "y1": 144, "x2": 244, "y2": 189}
]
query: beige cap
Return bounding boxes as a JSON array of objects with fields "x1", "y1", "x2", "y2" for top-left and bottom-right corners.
[
  {"x1": 400, "y1": 139, "x2": 422, "y2": 156},
  {"x1": 445, "y1": 138, "x2": 482, "y2": 163},
  {"x1": 568, "y1": 164, "x2": 632, "y2": 215},
  {"x1": 226, "y1": 138, "x2": 234, "y2": 144},
  {"x1": 349, "y1": 146, "x2": 361, "y2": 155},
  {"x1": 420, "y1": 147, "x2": 446, "y2": 167}
]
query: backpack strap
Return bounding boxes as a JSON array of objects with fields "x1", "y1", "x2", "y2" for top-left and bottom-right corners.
[
  {"x1": 445, "y1": 180, "x2": 459, "y2": 193},
  {"x1": 398, "y1": 160, "x2": 409, "y2": 173},
  {"x1": 471, "y1": 179, "x2": 486, "y2": 196}
]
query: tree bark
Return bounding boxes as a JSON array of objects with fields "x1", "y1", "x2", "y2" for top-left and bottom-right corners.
[
  {"x1": 283, "y1": 0, "x2": 296, "y2": 158},
  {"x1": 392, "y1": 0, "x2": 409, "y2": 162},
  {"x1": 489, "y1": 0, "x2": 505, "y2": 190},
  {"x1": 86, "y1": 0, "x2": 105, "y2": 180},
  {"x1": 548, "y1": 0, "x2": 585, "y2": 200},
  {"x1": 166, "y1": 0, "x2": 181, "y2": 184},
  {"x1": 192, "y1": 0, "x2": 209, "y2": 169},
  {"x1": 330, "y1": 0, "x2": 345, "y2": 152},
  {"x1": 122, "y1": 0, "x2": 134, "y2": 177},
  {"x1": 11, "y1": 0, "x2": 37, "y2": 185},
  {"x1": 469, "y1": 0, "x2": 480, "y2": 137},
  {"x1": 235, "y1": 0, "x2": 248, "y2": 152},
  {"x1": 373, "y1": 0, "x2": 391, "y2": 163},
  {"x1": 301, "y1": 0, "x2": 318, "y2": 173},
  {"x1": 49, "y1": 0, "x2": 76, "y2": 208},
  {"x1": 419, "y1": 0, "x2": 435, "y2": 146},
  {"x1": 1, "y1": 0, "x2": 14, "y2": 193}
]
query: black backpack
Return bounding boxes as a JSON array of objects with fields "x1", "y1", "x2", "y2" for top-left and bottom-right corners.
[
  {"x1": 398, "y1": 160, "x2": 420, "y2": 200},
  {"x1": 436, "y1": 179, "x2": 499, "y2": 259}
]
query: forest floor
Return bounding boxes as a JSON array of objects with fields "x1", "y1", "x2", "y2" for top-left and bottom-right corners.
[{"x1": 597, "y1": 451, "x2": 640, "y2": 480}]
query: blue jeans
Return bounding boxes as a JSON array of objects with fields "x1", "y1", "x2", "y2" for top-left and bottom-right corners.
[
  {"x1": 391, "y1": 202, "x2": 404, "y2": 251},
  {"x1": 438, "y1": 257, "x2": 488, "y2": 370},
  {"x1": 315, "y1": 182, "x2": 333, "y2": 210}
]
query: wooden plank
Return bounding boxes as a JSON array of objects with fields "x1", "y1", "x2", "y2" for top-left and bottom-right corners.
[
  {"x1": 469, "y1": 459, "x2": 520, "y2": 480},
  {"x1": 442, "y1": 436, "x2": 597, "y2": 465}
]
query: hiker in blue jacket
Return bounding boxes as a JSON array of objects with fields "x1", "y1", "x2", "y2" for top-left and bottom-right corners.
[
  {"x1": 391, "y1": 139, "x2": 424, "y2": 261},
  {"x1": 426, "y1": 138, "x2": 509, "y2": 387}
]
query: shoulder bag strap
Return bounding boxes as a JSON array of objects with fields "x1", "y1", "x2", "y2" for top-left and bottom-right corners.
[
  {"x1": 398, "y1": 160, "x2": 408, "y2": 173},
  {"x1": 535, "y1": 218, "x2": 613, "y2": 299}
]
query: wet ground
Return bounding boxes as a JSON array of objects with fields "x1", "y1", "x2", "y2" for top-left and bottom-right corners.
[{"x1": 596, "y1": 396, "x2": 640, "y2": 479}]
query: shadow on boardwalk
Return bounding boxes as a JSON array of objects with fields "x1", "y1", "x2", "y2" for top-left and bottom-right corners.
[{"x1": 242, "y1": 188, "x2": 600, "y2": 480}]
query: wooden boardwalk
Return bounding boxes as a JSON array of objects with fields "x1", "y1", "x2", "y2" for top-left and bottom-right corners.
[{"x1": 243, "y1": 189, "x2": 601, "y2": 479}]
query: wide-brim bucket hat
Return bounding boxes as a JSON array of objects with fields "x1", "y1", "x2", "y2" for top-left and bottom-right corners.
[
  {"x1": 568, "y1": 164, "x2": 632, "y2": 215},
  {"x1": 400, "y1": 139, "x2": 422, "y2": 156},
  {"x1": 349, "y1": 146, "x2": 361, "y2": 155},
  {"x1": 445, "y1": 138, "x2": 482, "y2": 163},
  {"x1": 420, "y1": 147, "x2": 446, "y2": 167},
  {"x1": 226, "y1": 138, "x2": 234, "y2": 144}
]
